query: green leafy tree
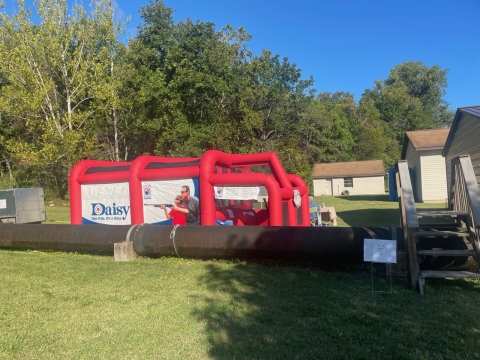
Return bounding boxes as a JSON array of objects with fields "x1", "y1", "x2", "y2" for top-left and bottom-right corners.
[
  {"x1": 362, "y1": 61, "x2": 454, "y2": 145},
  {"x1": 90, "y1": 1, "x2": 129, "y2": 161},
  {"x1": 317, "y1": 91, "x2": 357, "y2": 122},
  {"x1": 352, "y1": 98, "x2": 399, "y2": 167},
  {"x1": 122, "y1": 0, "x2": 316, "y2": 178},
  {"x1": 385, "y1": 61, "x2": 453, "y2": 127},
  {"x1": 299, "y1": 96, "x2": 355, "y2": 164},
  {"x1": 126, "y1": 1, "x2": 299, "y2": 159},
  {"x1": 365, "y1": 80, "x2": 428, "y2": 142},
  {"x1": 245, "y1": 50, "x2": 315, "y2": 176},
  {"x1": 0, "y1": 0, "x2": 126, "y2": 196}
]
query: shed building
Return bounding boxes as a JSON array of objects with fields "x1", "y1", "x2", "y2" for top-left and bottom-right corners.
[
  {"x1": 442, "y1": 106, "x2": 480, "y2": 191},
  {"x1": 312, "y1": 160, "x2": 385, "y2": 196},
  {"x1": 401, "y1": 128, "x2": 449, "y2": 202}
]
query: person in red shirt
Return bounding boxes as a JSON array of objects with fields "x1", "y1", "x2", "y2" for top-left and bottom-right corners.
[{"x1": 158, "y1": 195, "x2": 187, "y2": 225}]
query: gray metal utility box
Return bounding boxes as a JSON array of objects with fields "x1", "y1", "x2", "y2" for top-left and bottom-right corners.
[{"x1": 0, "y1": 188, "x2": 46, "y2": 224}]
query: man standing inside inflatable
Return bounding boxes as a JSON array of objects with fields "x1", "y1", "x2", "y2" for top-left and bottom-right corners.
[{"x1": 179, "y1": 185, "x2": 200, "y2": 225}]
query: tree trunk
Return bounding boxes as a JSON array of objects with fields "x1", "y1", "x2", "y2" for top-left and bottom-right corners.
[
  {"x1": 4, "y1": 157, "x2": 13, "y2": 180},
  {"x1": 112, "y1": 108, "x2": 120, "y2": 162}
]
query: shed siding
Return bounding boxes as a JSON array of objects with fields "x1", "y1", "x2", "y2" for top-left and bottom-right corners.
[
  {"x1": 420, "y1": 151, "x2": 448, "y2": 202},
  {"x1": 315, "y1": 176, "x2": 384, "y2": 196},
  {"x1": 445, "y1": 113, "x2": 480, "y2": 191},
  {"x1": 325, "y1": 179, "x2": 332, "y2": 195},
  {"x1": 405, "y1": 141, "x2": 422, "y2": 201},
  {"x1": 352, "y1": 176, "x2": 385, "y2": 195},
  {"x1": 331, "y1": 178, "x2": 343, "y2": 196},
  {"x1": 313, "y1": 179, "x2": 326, "y2": 196}
]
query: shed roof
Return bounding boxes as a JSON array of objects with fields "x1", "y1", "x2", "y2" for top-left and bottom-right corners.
[
  {"x1": 442, "y1": 105, "x2": 480, "y2": 156},
  {"x1": 401, "y1": 128, "x2": 450, "y2": 159},
  {"x1": 312, "y1": 160, "x2": 385, "y2": 179}
]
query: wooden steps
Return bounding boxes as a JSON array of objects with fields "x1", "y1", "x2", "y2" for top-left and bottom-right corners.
[
  {"x1": 415, "y1": 229, "x2": 469, "y2": 238},
  {"x1": 418, "y1": 270, "x2": 480, "y2": 295},
  {"x1": 417, "y1": 249, "x2": 477, "y2": 256},
  {"x1": 396, "y1": 156, "x2": 480, "y2": 295},
  {"x1": 421, "y1": 270, "x2": 480, "y2": 278},
  {"x1": 414, "y1": 211, "x2": 479, "y2": 294},
  {"x1": 416, "y1": 211, "x2": 469, "y2": 219}
]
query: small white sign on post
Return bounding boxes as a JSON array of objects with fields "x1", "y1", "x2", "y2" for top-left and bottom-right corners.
[
  {"x1": 364, "y1": 239, "x2": 397, "y2": 263},
  {"x1": 365, "y1": 239, "x2": 397, "y2": 296}
]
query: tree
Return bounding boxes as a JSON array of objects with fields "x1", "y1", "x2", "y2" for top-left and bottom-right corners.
[
  {"x1": 316, "y1": 91, "x2": 357, "y2": 122},
  {"x1": 384, "y1": 61, "x2": 453, "y2": 128},
  {"x1": 0, "y1": 0, "x2": 126, "y2": 196},
  {"x1": 352, "y1": 98, "x2": 399, "y2": 167},
  {"x1": 89, "y1": 0, "x2": 129, "y2": 161},
  {"x1": 299, "y1": 96, "x2": 355, "y2": 164},
  {"x1": 127, "y1": 1, "x2": 269, "y2": 157},
  {"x1": 362, "y1": 61, "x2": 454, "y2": 146},
  {"x1": 248, "y1": 51, "x2": 314, "y2": 157}
]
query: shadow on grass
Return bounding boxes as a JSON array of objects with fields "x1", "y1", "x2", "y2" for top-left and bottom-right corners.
[
  {"x1": 334, "y1": 195, "x2": 391, "y2": 202},
  {"x1": 338, "y1": 208, "x2": 400, "y2": 227},
  {"x1": 335, "y1": 203, "x2": 446, "y2": 228},
  {"x1": 426, "y1": 277, "x2": 480, "y2": 294},
  {"x1": 191, "y1": 230, "x2": 480, "y2": 359}
]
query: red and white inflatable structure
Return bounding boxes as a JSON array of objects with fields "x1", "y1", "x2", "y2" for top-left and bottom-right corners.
[
  {"x1": 70, "y1": 150, "x2": 310, "y2": 226},
  {"x1": 70, "y1": 160, "x2": 132, "y2": 225}
]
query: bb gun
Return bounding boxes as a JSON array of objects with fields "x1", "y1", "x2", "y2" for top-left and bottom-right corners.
[{"x1": 144, "y1": 204, "x2": 173, "y2": 208}]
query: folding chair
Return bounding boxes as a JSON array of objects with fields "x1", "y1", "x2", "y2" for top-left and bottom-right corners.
[{"x1": 309, "y1": 206, "x2": 319, "y2": 226}]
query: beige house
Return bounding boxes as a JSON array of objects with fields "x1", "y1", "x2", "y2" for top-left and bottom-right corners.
[
  {"x1": 312, "y1": 160, "x2": 385, "y2": 196},
  {"x1": 401, "y1": 128, "x2": 450, "y2": 202},
  {"x1": 442, "y1": 106, "x2": 480, "y2": 191}
]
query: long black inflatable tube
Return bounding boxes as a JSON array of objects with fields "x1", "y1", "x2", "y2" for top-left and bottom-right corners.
[
  {"x1": 0, "y1": 224, "x2": 394, "y2": 263},
  {"x1": 0, "y1": 223, "x2": 130, "y2": 254}
]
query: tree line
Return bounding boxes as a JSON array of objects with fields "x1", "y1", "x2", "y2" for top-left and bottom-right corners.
[{"x1": 0, "y1": 0, "x2": 454, "y2": 198}]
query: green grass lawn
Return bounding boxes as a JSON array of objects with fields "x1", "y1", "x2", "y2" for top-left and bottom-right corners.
[
  {"x1": 44, "y1": 200, "x2": 70, "y2": 224},
  {"x1": 313, "y1": 195, "x2": 447, "y2": 227},
  {"x1": 6, "y1": 195, "x2": 471, "y2": 358},
  {"x1": 1, "y1": 250, "x2": 479, "y2": 359}
]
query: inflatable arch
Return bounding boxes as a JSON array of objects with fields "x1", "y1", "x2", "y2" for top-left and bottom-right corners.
[
  {"x1": 129, "y1": 155, "x2": 201, "y2": 225},
  {"x1": 199, "y1": 150, "x2": 309, "y2": 226},
  {"x1": 69, "y1": 160, "x2": 132, "y2": 225}
]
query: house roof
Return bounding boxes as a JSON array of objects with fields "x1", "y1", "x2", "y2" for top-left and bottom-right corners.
[
  {"x1": 312, "y1": 160, "x2": 385, "y2": 179},
  {"x1": 442, "y1": 106, "x2": 480, "y2": 156},
  {"x1": 401, "y1": 128, "x2": 450, "y2": 159}
]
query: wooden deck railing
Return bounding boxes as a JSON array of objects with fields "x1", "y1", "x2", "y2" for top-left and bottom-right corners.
[
  {"x1": 396, "y1": 160, "x2": 419, "y2": 288},
  {"x1": 449, "y1": 155, "x2": 480, "y2": 250}
]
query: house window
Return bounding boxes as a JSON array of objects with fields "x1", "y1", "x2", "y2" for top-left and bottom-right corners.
[{"x1": 344, "y1": 177, "x2": 353, "y2": 187}]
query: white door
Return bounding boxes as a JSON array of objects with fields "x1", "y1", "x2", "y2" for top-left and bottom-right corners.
[{"x1": 325, "y1": 179, "x2": 332, "y2": 195}]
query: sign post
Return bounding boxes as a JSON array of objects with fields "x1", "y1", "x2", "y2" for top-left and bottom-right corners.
[{"x1": 364, "y1": 239, "x2": 397, "y2": 295}]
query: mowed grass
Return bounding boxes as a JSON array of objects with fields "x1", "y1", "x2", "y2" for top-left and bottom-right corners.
[
  {"x1": 2, "y1": 195, "x2": 471, "y2": 358},
  {"x1": 313, "y1": 195, "x2": 447, "y2": 227},
  {"x1": 45, "y1": 194, "x2": 447, "y2": 227},
  {"x1": 44, "y1": 200, "x2": 70, "y2": 224},
  {"x1": 1, "y1": 250, "x2": 479, "y2": 359}
]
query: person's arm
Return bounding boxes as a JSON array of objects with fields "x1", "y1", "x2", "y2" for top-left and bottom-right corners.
[
  {"x1": 195, "y1": 198, "x2": 200, "y2": 221},
  {"x1": 173, "y1": 204, "x2": 188, "y2": 214},
  {"x1": 164, "y1": 205, "x2": 172, "y2": 219},
  {"x1": 155, "y1": 204, "x2": 172, "y2": 219}
]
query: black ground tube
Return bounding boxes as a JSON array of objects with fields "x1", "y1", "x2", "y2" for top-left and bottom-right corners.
[
  {"x1": 0, "y1": 223, "x2": 132, "y2": 255},
  {"x1": 133, "y1": 225, "x2": 393, "y2": 263},
  {"x1": 0, "y1": 224, "x2": 393, "y2": 263}
]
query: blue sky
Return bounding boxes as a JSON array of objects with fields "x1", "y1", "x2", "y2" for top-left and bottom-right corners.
[
  {"x1": 117, "y1": 0, "x2": 480, "y2": 110},
  {"x1": 5, "y1": 0, "x2": 480, "y2": 109}
]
